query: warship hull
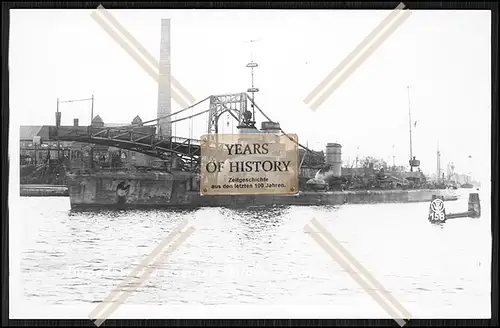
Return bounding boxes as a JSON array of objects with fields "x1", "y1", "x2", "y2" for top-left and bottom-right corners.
[{"x1": 66, "y1": 171, "x2": 459, "y2": 210}]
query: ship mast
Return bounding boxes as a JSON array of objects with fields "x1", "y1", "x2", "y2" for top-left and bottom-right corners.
[
  {"x1": 407, "y1": 85, "x2": 414, "y2": 172},
  {"x1": 436, "y1": 141, "x2": 441, "y2": 182},
  {"x1": 246, "y1": 39, "x2": 260, "y2": 127}
]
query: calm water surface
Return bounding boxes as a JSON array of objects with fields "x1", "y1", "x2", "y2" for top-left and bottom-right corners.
[{"x1": 14, "y1": 189, "x2": 492, "y2": 318}]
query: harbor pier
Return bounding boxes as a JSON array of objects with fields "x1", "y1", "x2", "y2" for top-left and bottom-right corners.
[{"x1": 20, "y1": 184, "x2": 69, "y2": 197}]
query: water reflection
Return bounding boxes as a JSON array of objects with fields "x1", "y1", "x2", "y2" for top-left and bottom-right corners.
[
  {"x1": 224, "y1": 205, "x2": 289, "y2": 241},
  {"x1": 69, "y1": 207, "x2": 198, "y2": 216},
  {"x1": 431, "y1": 222, "x2": 446, "y2": 229}
]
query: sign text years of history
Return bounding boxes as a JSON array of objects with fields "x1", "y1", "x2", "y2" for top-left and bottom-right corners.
[{"x1": 200, "y1": 133, "x2": 299, "y2": 196}]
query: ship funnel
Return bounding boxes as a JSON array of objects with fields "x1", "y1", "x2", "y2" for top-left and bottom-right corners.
[
  {"x1": 325, "y1": 143, "x2": 342, "y2": 177},
  {"x1": 260, "y1": 121, "x2": 281, "y2": 135}
]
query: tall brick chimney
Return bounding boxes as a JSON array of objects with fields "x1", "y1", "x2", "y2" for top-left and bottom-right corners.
[{"x1": 157, "y1": 18, "x2": 172, "y2": 137}]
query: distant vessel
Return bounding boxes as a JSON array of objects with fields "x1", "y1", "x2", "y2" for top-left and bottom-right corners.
[{"x1": 462, "y1": 183, "x2": 473, "y2": 189}]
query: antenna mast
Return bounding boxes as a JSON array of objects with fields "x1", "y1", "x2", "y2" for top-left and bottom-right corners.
[
  {"x1": 407, "y1": 85, "x2": 414, "y2": 172},
  {"x1": 246, "y1": 39, "x2": 259, "y2": 124},
  {"x1": 436, "y1": 141, "x2": 441, "y2": 182}
]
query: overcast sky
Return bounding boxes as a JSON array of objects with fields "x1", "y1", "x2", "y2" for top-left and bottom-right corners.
[{"x1": 9, "y1": 9, "x2": 491, "y2": 181}]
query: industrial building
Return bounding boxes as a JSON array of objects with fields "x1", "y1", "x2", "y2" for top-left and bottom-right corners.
[
  {"x1": 20, "y1": 125, "x2": 72, "y2": 165},
  {"x1": 19, "y1": 114, "x2": 159, "y2": 184}
]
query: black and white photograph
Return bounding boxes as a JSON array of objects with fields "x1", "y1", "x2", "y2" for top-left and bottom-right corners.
[{"x1": 7, "y1": 4, "x2": 493, "y2": 324}]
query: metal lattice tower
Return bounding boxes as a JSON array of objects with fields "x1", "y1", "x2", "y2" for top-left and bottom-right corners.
[{"x1": 207, "y1": 93, "x2": 249, "y2": 134}]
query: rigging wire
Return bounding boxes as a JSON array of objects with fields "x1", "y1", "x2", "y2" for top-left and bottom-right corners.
[
  {"x1": 58, "y1": 97, "x2": 93, "y2": 104},
  {"x1": 246, "y1": 95, "x2": 318, "y2": 155},
  {"x1": 171, "y1": 108, "x2": 211, "y2": 124},
  {"x1": 140, "y1": 96, "x2": 211, "y2": 125},
  {"x1": 174, "y1": 112, "x2": 176, "y2": 137},
  {"x1": 189, "y1": 105, "x2": 193, "y2": 139}
]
